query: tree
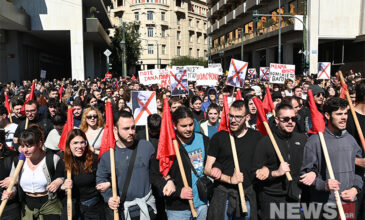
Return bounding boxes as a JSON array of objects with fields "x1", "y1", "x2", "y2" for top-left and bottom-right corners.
[
  {"x1": 110, "y1": 22, "x2": 142, "y2": 76},
  {"x1": 170, "y1": 56, "x2": 208, "y2": 67}
]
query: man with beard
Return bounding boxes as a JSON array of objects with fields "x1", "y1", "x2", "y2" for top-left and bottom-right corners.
[
  {"x1": 252, "y1": 103, "x2": 307, "y2": 219},
  {"x1": 204, "y1": 100, "x2": 262, "y2": 220},
  {"x1": 97, "y1": 110, "x2": 157, "y2": 220},
  {"x1": 301, "y1": 98, "x2": 363, "y2": 219}
]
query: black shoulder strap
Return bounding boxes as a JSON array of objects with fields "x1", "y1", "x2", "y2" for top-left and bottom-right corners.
[
  {"x1": 120, "y1": 141, "x2": 138, "y2": 203},
  {"x1": 177, "y1": 138, "x2": 200, "y2": 178},
  {"x1": 46, "y1": 151, "x2": 55, "y2": 179},
  {"x1": 92, "y1": 128, "x2": 104, "y2": 147}
]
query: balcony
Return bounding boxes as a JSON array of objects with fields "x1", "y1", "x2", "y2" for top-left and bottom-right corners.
[
  {"x1": 83, "y1": 0, "x2": 112, "y2": 29},
  {"x1": 85, "y1": 18, "x2": 112, "y2": 46},
  {"x1": 246, "y1": 0, "x2": 261, "y2": 11},
  {"x1": 235, "y1": 3, "x2": 246, "y2": 18},
  {"x1": 218, "y1": 16, "x2": 226, "y2": 28},
  {"x1": 0, "y1": 1, "x2": 30, "y2": 31}
]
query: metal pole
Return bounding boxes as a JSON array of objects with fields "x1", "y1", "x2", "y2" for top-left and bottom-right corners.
[
  {"x1": 106, "y1": 56, "x2": 109, "y2": 73},
  {"x1": 122, "y1": 22, "x2": 127, "y2": 78},
  {"x1": 208, "y1": 36, "x2": 211, "y2": 63},
  {"x1": 157, "y1": 41, "x2": 160, "y2": 69},
  {"x1": 303, "y1": 0, "x2": 308, "y2": 75},
  {"x1": 241, "y1": 28, "x2": 244, "y2": 60},
  {"x1": 278, "y1": 0, "x2": 281, "y2": 64}
]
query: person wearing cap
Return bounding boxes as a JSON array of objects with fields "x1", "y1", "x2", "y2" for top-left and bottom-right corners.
[
  {"x1": 308, "y1": 85, "x2": 325, "y2": 112},
  {"x1": 251, "y1": 86, "x2": 262, "y2": 99}
]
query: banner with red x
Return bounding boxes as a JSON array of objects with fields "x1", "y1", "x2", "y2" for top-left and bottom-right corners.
[
  {"x1": 317, "y1": 62, "x2": 331, "y2": 80},
  {"x1": 170, "y1": 69, "x2": 188, "y2": 96},
  {"x1": 248, "y1": 68, "x2": 257, "y2": 79},
  {"x1": 132, "y1": 91, "x2": 157, "y2": 126},
  {"x1": 260, "y1": 67, "x2": 270, "y2": 81},
  {"x1": 226, "y1": 59, "x2": 248, "y2": 88}
]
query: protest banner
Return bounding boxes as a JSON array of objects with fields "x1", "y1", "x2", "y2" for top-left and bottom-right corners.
[
  {"x1": 158, "y1": 69, "x2": 171, "y2": 88},
  {"x1": 269, "y1": 63, "x2": 295, "y2": 84},
  {"x1": 260, "y1": 67, "x2": 270, "y2": 81},
  {"x1": 317, "y1": 62, "x2": 331, "y2": 80},
  {"x1": 132, "y1": 91, "x2": 157, "y2": 126},
  {"x1": 184, "y1": 66, "x2": 204, "y2": 81},
  {"x1": 138, "y1": 69, "x2": 160, "y2": 85},
  {"x1": 226, "y1": 59, "x2": 248, "y2": 88},
  {"x1": 208, "y1": 63, "x2": 224, "y2": 75},
  {"x1": 170, "y1": 69, "x2": 188, "y2": 96},
  {"x1": 196, "y1": 68, "x2": 219, "y2": 86},
  {"x1": 248, "y1": 68, "x2": 257, "y2": 79}
]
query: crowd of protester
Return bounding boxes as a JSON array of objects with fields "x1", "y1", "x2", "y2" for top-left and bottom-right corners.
[{"x1": 0, "y1": 69, "x2": 363, "y2": 220}]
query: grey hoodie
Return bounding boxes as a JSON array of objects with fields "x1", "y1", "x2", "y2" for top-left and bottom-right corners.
[{"x1": 301, "y1": 128, "x2": 363, "y2": 203}]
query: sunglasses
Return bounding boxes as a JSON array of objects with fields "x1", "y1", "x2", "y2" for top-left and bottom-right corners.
[
  {"x1": 279, "y1": 117, "x2": 297, "y2": 123},
  {"x1": 86, "y1": 115, "x2": 98, "y2": 119},
  {"x1": 315, "y1": 93, "x2": 324, "y2": 97}
]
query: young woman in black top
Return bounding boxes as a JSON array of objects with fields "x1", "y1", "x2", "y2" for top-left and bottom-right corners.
[
  {"x1": 191, "y1": 96, "x2": 206, "y2": 122},
  {"x1": 60, "y1": 129, "x2": 107, "y2": 220}
]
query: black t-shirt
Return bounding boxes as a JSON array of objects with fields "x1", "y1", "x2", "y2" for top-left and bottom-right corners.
[
  {"x1": 208, "y1": 129, "x2": 262, "y2": 189},
  {"x1": 72, "y1": 154, "x2": 99, "y2": 201}
]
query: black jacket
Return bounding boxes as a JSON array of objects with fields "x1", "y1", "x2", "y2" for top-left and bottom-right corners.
[
  {"x1": 150, "y1": 132, "x2": 210, "y2": 211},
  {"x1": 252, "y1": 128, "x2": 307, "y2": 196}
]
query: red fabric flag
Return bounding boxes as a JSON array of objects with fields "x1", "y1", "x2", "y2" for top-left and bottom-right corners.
[
  {"x1": 58, "y1": 107, "x2": 74, "y2": 151},
  {"x1": 218, "y1": 95, "x2": 231, "y2": 133},
  {"x1": 156, "y1": 98, "x2": 177, "y2": 177},
  {"x1": 20, "y1": 81, "x2": 35, "y2": 115},
  {"x1": 58, "y1": 84, "x2": 64, "y2": 101},
  {"x1": 99, "y1": 102, "x2": 115, "y2": 159},
  {"x1": 340, "y1": 81, "x2": 348, "y2": 100},
  {"x1": 131, "y1": 75, "x2": 136, "y2": 81},
  {"x1": 262, "y1": 87, "x2": 275, "y2": 114},
  {"x1": 4, "y1": 93, "x2": 11, "y2": 115},
  {"x1": 307, "y1": 90, "x2": 325, "y2": 134},
  {"x1": 235, "y1": 89, "x2": 243, "y2": 101},
  {"x1": 252, "y1": 97, "x2": 268, "y2": 136}
]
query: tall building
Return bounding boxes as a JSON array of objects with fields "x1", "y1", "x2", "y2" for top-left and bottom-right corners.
[
  {"x1": 0, "y1": 0, "x2": 113, "y2": 81},
  {"x1": 207, "y1": 0, "x2": 365, "y2": 75},
  {"x1": 109, "y1": 0, "x2": 209, "y2": 70}
]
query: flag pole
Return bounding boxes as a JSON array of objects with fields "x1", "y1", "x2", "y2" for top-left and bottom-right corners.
[
  {"x1": 66, "y1": 105, "x2": 72, "y2": 220},
  {"x1": 0, "y1": 153, "x2": 25, "y2": 217},
  {"x1": 229, "y1": 134, "x2": 248, "y2": 213},
  {"x1": 145, "y1": 125, "x2": 149, "y2": 141},
  {"x1": 318, "y1": 132, "x2": 346, "y2": 220},
  {"x1": 338, "y1": 71, "x2": 365, "y2": 151},
  {"x1": 262, "y1": 122, "x2": 292, "y2": 181}
]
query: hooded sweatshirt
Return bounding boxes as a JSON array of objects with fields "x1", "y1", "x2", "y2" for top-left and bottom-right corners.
[{"x1": 201, "y1": 88, "x2": 218, "y2": 112}]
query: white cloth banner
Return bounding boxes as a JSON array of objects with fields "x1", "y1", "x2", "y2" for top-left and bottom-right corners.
[{"x1": 208, "y1": 63, "x2": 224, "y2": 75}]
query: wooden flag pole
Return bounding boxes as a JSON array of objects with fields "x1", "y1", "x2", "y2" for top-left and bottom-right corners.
[
  {"x1": 67, "y1": 170, "x2": 72, "y2": 220},
  {"x1": 172, "y1": 140, "x2": 198, "y2": 217},
  {"x1": 338, "y1": 71, "x2": 365, "y2": 151},
  {"x1": 263, "y1": 122, "x2": 293, "y2": 181},
  {"x1": 146, "y1": 125, "x2": 149, "y2": 141},
  {"x1": 229, "y1": 134, "x2": 248, "y2": 213},
  {"x1": 318, "y1": 132, "x2": 346, "y2": 220},
  {"x1": 0, "y1": 154, "x2": 25, "y2": 217}
]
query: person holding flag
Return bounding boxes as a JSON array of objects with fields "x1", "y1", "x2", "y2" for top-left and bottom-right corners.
[
  {"x1": 205, "y1": 100, "x2": 262, "y2": 220},
  {"x1": 96, "y1": 110, "x2": 156, "y2": 220},
  {"x1": 252, "y1": 103, "x2": 307, "y2": 219},
  {"x1": 301, "y1": 96, "x2": 363, "y2": 218}
]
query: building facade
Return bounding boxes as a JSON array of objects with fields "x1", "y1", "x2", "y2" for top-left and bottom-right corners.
[
  {"x1": 110, "y1": 0, "x2": 209, "y2": 70},
  {"x1": 0, "y1": 0, "x2": 113, "y2": 82},
  {"x1": 207, "y1": 0, "x2": 365, "y2": 75}
]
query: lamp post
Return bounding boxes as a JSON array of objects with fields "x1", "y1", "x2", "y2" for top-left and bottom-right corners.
[
  {"x1": 278, "y1": 0, "x2": 281, "y2": 64},
  {"x1": 119, "y1": 39, "x2": 126, "y2": 78},
  {"x1": 241, "y1": 28, "x2": 244, "y2": 61}
]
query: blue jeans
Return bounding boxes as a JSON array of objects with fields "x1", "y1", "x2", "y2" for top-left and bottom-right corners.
[
  {"x1": 166, "y1": 204, "x2": 208, "y2": 220},
  {"x1": 224, "y1": 200, "x2": 250, "y2": 220}
]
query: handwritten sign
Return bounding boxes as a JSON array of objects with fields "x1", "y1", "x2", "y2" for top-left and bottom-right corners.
[
  {"x1": 269, "y1": 63, "x2": 295, "y2": 84},
  {"x1": 196, "y1": 68, "x2": 219, "y2": 86},
  {"x1": 226, "y1": 59, "x2": 248, "y2": 88},
  {"x1": 208, "y1": 63, "x2": 223, "y2": 75}
]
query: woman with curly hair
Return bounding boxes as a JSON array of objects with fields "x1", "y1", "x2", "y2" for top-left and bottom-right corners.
[
  {"x1": 60, "y1": 129, "x2": 107, "y2": 219},
  {"x1": 79, "y1": 107, "x2": 104, "y2": 155}
]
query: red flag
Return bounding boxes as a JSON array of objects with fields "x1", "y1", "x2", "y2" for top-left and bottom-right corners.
[
  {"x1": 235, "y1": 89, "x2": 243, "y2": 101},
  {"x1": 262, "y1": 87, "x2": 275, "y2": 114},
  {"x1": 99, "y1": 102, "x2": 115, "y2": 159},
  {"x1": 252, "y1": 97, "x2": 268, "y2": 136},
  {"x1": 340, "y1": 81, "x2": 348, "y2": 100},
  {"x1": 58, "y1": 84, "x2": 64, "y2": 101},
  {"x1": 101, "y1": 77, "x2": 107, "y2": 82},
  {"x1": 20, "y1": 81, "x2": 35, "y2": 115},
  {"x1": 307, "y1": 90, "x2": 325, "y2": 134},
  {"x1": 58, "y1": 107, "x2": 74, "y2": 151},
  {"x1": 4, "y1": 93, "x2": 11, "y2": 115},
  {"x1": 156, "y1": 98, "x2": 177, "y2": 177},
  {"x1": 131, "y1": 75, "x2": 136, "y2": 81},
  {"x1": 218, "y1": 95, "x2": 230, "y2": 133}
]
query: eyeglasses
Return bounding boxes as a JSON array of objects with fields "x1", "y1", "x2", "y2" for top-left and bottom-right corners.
[
  {"x1": 315, "y1": 93, "x2": 324, "y2": 97},
  {"x1": 229, "y1": 114, "x2": 246, "y2": 122},
  {"x1": 71, "y1": 141, "x2": 87, "y2": 146},
  {"x1": 25, "y1": 109, "x2": 37, "y2": 113},
  {"x1": 278, "y1": 117, "x2": 297, "y2": 123},
  {"x1": 86, "y1": 115, "x2": 98, "y2": 119}
]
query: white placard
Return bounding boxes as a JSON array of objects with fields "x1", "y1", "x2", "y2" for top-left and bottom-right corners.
[
  {"x1": 226, "y1": 59, "x2": 248, "y2": 88},
  {"x1": 185, "y1": 66, "x2": 204, "y2": 81},
  {"x1": 170, "y1": 69, "x2": 188, "y2": 96},
  {"x1": 132, "y1": 91, "x2": 157, "y2": 126},
  {"x1": 260, "y1": 67, "x2": 270, "y2": 81},
  {"x1": 248, "y1": 68, "x2": 257, "y2": 79},
  {"x1": 208, "y1": 63, "x2": 223, "y2": 75},
  {"x1": 317, "y1": 62, "x2": 331, "y2": 80},
  {"x1": 138, "y1": 69, "x2": 160, "y2": 85},
  {"x1": 196, "y1": 68, "x2": 219, "y2": 86},
  {"x1": 269, "y1": 63, "x2": 295, "y2": 84}
]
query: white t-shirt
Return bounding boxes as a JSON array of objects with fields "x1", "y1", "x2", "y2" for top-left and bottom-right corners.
[{"x1": 5, "y1": 123, "x2": 18, "y2": 148}]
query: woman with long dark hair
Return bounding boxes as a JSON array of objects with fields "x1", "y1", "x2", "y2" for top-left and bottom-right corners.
[
  {"x1": 190, "y1": 96, "x2": 205, "y2": 122},
  {"x1": 60, "y1": 129, "x2": 107, "y2": 219}
]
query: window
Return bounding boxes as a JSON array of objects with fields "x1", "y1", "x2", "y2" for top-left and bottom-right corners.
[
  {"x1": 134, "y1": 12, "x2": 139, "y2": 21},
  {"x1": 197, "y1": 20, "x2": 199, "y2": 28},
  {"x1": 135, "y1": 0, "x2": 140, "y2": 3},
  {"x1": 161, "y1": 12, "x2": 165, "y2": 21},
  {"x1": 177, "y1": 17, "x2": 181, "y2": 25},
  {"x1": 177, "y1": 46, "x2": 181, "y2": 56},
  {"x1": 189, "y1": 19, "x2": 192, "y2": 27},
  {"x1": 161, "y1": 29, "x2": 166, "y2": 38},
  {"x1": 189, "y1": 48, "x2": 192, "y2": 56},
  {"x1": 204, "y1": 50, "x2": 207, "y2": 57},
  {"x1": 117, "y1": 0, "x2": 123, "y2": 6},
  {"x1": 162, "y1": 45, "x2": 166, "y2": 55},
  {"x1": 147, "y1": 11, "x2": 153, "y2": 20},
  {"x1": 204, "y1": 22, "x2": 207, "y2": 29},
  {"x1": 189, "y1": 34, "x2": 193, "y2": 43},
  {"x1": 204, "y1": 35, "x2": 208, "y2": 44},
  {"x1": 148, "y1": 27, "x2": 154, "y2": 37},
  {"x1": 197, "y1": 49, "x2": 200, "y2": 57},
  {"x1": 197, "y1": 35, "x2": 200, "y2": 43},
  {"x1": 148, "y1": 44, "x2": 154, "y2": 54},
  {"x1": 177, "y1": 31, "x2": 181, "y2": 40}
]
